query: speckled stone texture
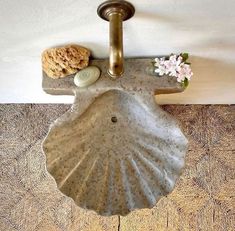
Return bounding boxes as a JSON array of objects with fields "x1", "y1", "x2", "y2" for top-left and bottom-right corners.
[
  {"x1": 42, "y1": 59, "x2": 184, "y2": 96},
  {"x1": 0, "y1": 105, "x2": 234, "y2": 230},
  {"x1": 43, "y1": 90, "x2": 188, "y2": 216},
  {"x1": 42, "y1": 58, "x2": 188, "y2": 216}
]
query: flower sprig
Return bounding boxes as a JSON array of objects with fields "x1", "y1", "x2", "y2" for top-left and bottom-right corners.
[{"x1": 154, "y1": 53, "x2": 193, "y2": 88}]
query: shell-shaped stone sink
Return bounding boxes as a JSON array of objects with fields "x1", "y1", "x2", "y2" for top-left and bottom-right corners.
[{"x1": 42, "y1": 59, "x2": 188, "y2": 216}]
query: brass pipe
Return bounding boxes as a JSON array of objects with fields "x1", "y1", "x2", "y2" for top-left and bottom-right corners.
[
  {"x1": 108, "y1": 12, "x2": 124, "y2": 78},
  {"x1": 97, "y1": 0, "x2": 135, "y2": 78}
]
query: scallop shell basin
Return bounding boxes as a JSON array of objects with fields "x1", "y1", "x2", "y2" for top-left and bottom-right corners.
[{"x1": 43, "y1": 90, "x2": 188, "y2": 216}]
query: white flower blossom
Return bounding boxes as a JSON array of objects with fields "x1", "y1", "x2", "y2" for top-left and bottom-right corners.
[
  {"x1": 154, "y1": 58, "x2": 160, "y2": 66},
  {"x1": 153, "y1": 54, "x2": 193, "y2": 83},
  {"x1": 168, "y1": 55, "x2": 183, "y2": 77},
  {"x1": 154, "y1": 57, "x2": 169, "y2": 75},
  {"x1": 176, "y1": 63, "x2": 193, "y2": 82},
  {"x1": 154, "y1": 64, "x2": 168, "y2": 76},
  {"x1": 169, "y1": 54, "x2": 177, "y2": 62},
  {"x1": 154, "y1": 57, "x2": 165, "y2": 65}
]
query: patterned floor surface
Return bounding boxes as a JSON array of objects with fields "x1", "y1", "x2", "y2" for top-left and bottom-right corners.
[{"x1": 0, "y1": 105, "x2": 234, "y2": 231}]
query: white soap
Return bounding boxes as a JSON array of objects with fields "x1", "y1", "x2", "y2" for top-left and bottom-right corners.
[{"x1": 74, "y1": 66, "x2": 100, "y2": 87}]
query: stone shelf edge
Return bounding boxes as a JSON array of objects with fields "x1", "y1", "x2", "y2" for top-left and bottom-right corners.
[{"x1": 42, "y1": 58, "x2": 184, "y2": 96}]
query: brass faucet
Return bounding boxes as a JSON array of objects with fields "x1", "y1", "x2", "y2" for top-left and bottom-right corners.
[{"x1": 98, "y1": 0, "x2": 135, "y2": 78}]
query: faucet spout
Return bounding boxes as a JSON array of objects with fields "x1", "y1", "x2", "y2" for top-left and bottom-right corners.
[
  {"x1": 97, "y1": 0, "x2": 135, "y2": 78},
  {"x1": 109, "y1": 11, "x2": 124, "y2": 78}
]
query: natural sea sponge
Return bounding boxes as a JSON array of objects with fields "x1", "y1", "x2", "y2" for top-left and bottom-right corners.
[{"x1": 42, "y1": 44, "x2": 90, "y2": 78}]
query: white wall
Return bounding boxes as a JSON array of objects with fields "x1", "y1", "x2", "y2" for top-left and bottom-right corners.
[{"x1": 0, "y1": 0, "x2": 234, "y2": 103}]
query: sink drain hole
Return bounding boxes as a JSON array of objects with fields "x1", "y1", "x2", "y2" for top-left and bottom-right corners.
[{"x1": 111, "y1": 116, "x2": 117, "y2": 123}]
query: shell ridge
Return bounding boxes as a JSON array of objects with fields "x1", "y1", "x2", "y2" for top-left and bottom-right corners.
[
  {"x1": 105, "y1": 159, "x2": 115, "y2": 215},
  {"x1": 128, "y1": 157, "x2": 156, "y2": 206},
  {"x1": 75, "y1": 155, "x2": 99, "y2": 204},
  {"x1": 97, "y1": 159, "x2": 110, "y2": 213},
  {"x1": 120, "y1": 159, "x2": 135, "y2": 210},
  {"x1": 133, "y1": 147, "x2": 174, "y2": 194},
  {"x1": 58, "y1": 149, "x2": 91, "y2": 189},
  {"x1": 47, "y1": 156, "x2": 60, "y2": 168},
  {"x1": 138, "y1": 128, "x2": 186, "y2": 158},
  {"x1": 138, "y1": 141, "x2": 180, "y2": 174},
  {"x1": 45, "y1": 131, "x2": 90, "y2": 157}
]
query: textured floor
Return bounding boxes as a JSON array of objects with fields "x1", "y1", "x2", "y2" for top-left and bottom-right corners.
[{"x1": 0, "y1": 104, "x2": 234, "y2": 231}]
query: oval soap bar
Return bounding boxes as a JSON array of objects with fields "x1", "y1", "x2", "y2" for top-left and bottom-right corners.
[{"x1": 74, "y1": 66, "x2": 100, "y2": 87}]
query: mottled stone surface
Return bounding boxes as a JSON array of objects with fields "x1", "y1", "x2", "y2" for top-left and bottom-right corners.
[
  {"x1": 0, "y1": 105, "x2": 234, "y2": 230},
  {"x1": 42, "y1": 59, "x2": 188, "y2": 216},
  {"x1": 42, "y1": 58, "x2": 184, "y2": 96},
  {"x1": 43, "y1": 90, "x2": 188, "y2": 216}
]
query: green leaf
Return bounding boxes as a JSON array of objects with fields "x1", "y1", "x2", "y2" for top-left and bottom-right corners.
[
  {"x1": 181, "y1": 78, "x2": 189, "y2": 88},
  {"x1": 181, "y1": 53, "x2": 189, "y2": 62}
]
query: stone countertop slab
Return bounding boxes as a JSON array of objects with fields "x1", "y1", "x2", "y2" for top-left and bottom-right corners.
[{"x1": 42, "y1": 58, "x2": 184, "y2": 96}]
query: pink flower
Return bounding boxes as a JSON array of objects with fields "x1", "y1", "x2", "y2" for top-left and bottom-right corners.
[
  {"x1": 168, "y1": 55, "x2": 183, "y2": 76},
  {"x1": 176, "y1": 63, "x2": 193, "y2": 82},
  {"x1": 154, "y1": 54, "x2": 193, "y2": 83},
  {"x1": 154, "y1": 57, "x2": 169, "y2": 75},
  {"x1": 155, "y1": 64, "x2": 168, "y2": 76},
  {"x1": 154, "y1": 57, "x2": 165, "y2": 66}
]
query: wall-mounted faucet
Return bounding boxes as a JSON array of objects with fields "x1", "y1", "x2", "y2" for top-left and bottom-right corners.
[{"x1": 98, "y1": 0, "x2": 135, "y2": 78}]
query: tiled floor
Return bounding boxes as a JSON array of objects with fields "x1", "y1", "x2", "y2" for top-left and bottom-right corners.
[{"x1": 0, "y1": 105, "x2": 234, "y2": 231}]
